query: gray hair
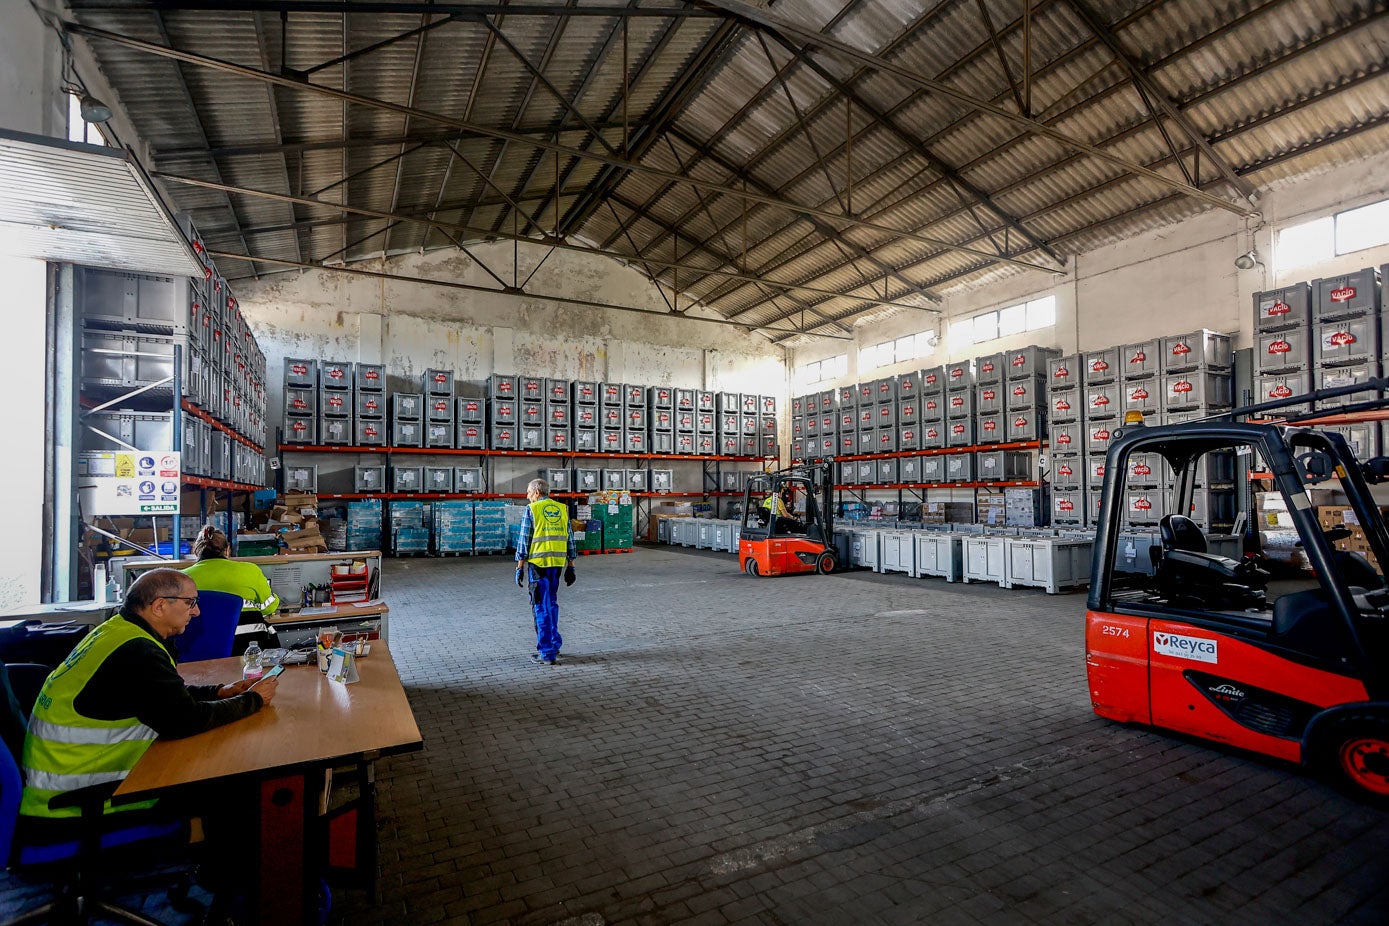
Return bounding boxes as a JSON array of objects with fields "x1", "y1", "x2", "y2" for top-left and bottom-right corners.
[
  {"x1": 122, "y1": 568, "x2": 193, "y2": 619},
  {"x1": 527, "y1": 478, "x2": 549, "y2": 497}
]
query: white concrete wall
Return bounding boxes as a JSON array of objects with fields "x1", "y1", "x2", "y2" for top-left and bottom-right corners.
[
  {"x1": 795, "y1": 148, "x2": 1389, "y2": 386},
  {"x1": 234, "y1": 244, "x2": 788, "y2": 493}
]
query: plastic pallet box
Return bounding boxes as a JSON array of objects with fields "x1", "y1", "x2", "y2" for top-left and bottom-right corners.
[
  {"x1": 947, "y1": 390, "x2": 975, "y2": 419},
  {"x1": 491, "y1": 425, "x2": 518, "y2": 450},
  {"x1": 1314, "y1": 317, "x2": 1379, "y2": 367},
  {"x1": 626, "y1": 470, "x2": 648, "y2": 492},
  {"x1": 914, "y1": 532, "x2": 964, "y2": 581},
  {"x1": 547, "y1": 428, "x2": 571, "y2": 452},
  {"x1": 1161, "y1": 330, "x2": 1232, "y2": 373},
  {"x1": 454, "y1": 467, "x2": 485, "y2": 493},
  {"x1": 320, "y1": 361, "x2": 353, "y2": 390},
  {"x1": 572, "y1": 380, "x2": 598, "y2": 405},
  {"x1": 546, "y1": 379, "x2": 569, "y2": 404},
  {"x1": 847, "y1": 530, "x2": 883, "y2": 571},
  {"x1": 1006, "y1": 377, "x2": 1044, "y2": 411},
  {"x1": 878, "y1": 531, "x2": 916, "y2": 575},
  {"x1": 1047, "y1": 355, "x2": 1081, "y2": 391},
  {"x1": 354, "y1": 419, "x2": 384, "y2": 447},
  {"x1": 357, "y1": 392, "x2": 385, "y2": 419},
  {"x1": 945, "y1": 453, "x2": 975, "y2": 483},
  {"x1": 1048, "y1": 389, "x2": 1080, "y2": 423},
  {"x1": 489, "y1": 374, "x2": 519, "y2": 399},
  {"x1": 319, "y1": 388, "x2": 352, "y2": 419},
  {"x1": 391, "y1": 393, "x2": 423, "y2": 421},
  {"x1": 878, "y1": 458, "x2": 899, "y2": 485},
  {"x1": 1256, "y1": 372, "x2": 1312, "y2": 415},
  {"x1": 975, "y1": 383, "x2": 1003, "y2": 415},
  {"x1": 574, "y1": 428, "x2": 599, "y2": 452},
  {"x1": 1004, "y1": 537, "x2": 1093, "y2": 594},
  {"x1": 355, "y1": 363, "x2": 384, "y2": 391},
  {"x1": 392, "y1": 420, "x2": 423, "y2": 447},
  {"x1": 944, "y1": 361, "x2": 972, "y2": 389},
  {"x1": 1254, "y1": 282, "x2": 1313, "y2": 331},
  {"x1": 285, "y1": 464, "x2": 317, "y2": 493},
  {"x1": 1005, "y1": 346, "x2": 1061, "y2": 380},
  {"x1": 423, "y1": 368, "x2": 454, "y2": 396},
  {"x1": 1084, "y1": 348, "x2": 1118, "y2": 385},
  {"x1": 81, "y1": 410, "x2": 176, "y2": 453},
  {"x1": 73, "y1": 266, "x2": 198, "y2": 335},
  {"x1": 1052, "y1": 489, "x2": 1085, "y2": 526},
  {"x1": 1255, "y1": 328, "x2": 1311, "y2": 375},
  {"x1": 1086, "y1": 383, "x2": 1121, "y2": 419},
  {"x1": 976, "y1": 413, "x2": 1004, "y2": 444},
  {"x1": 424, "y1": 395, "x2": 452, "y2": 422},
  {"x1": 1084, "y1": 422, "x2": 1116, "y2": 457},
  {"x1": 425, "y1": 421, "x2": 454, "y2": 448},
  {"x1": 423, "y1": 466, "x2": 453, "y2": 493},
  {"x1": 962, "y1": 536, "x2": 1007, "y2": 586},
  {"x1": 1161, "y1": 372, "x2": 1232, "y2": 411},
  {"x1": 1120, "y1": 340, "x2": 1161, "y2": 379},
  {"x1": 1324, "y1": 423, "x2": 1380, "y2": 460},
  {"x1": 1121, "y1": 378, "x2": 1161, "y2": 418},
  {"x1": 391, "y1": 466, "x2": 424, "y2": 494},
  {"x1": 1123, "y1": 452, "x2": 1167, "y2": 488},
  {"x1": 920, "y1": 456, "x2": 947, "y2": 484},
  {"x1": 319, "y1": 418, "x2": 352, "y2": 445},
  {"x1": 456, "y1": 423, "x2": 485, "y2": 450},
  {"x1": 946, "y1": 420, "x2": 974, "y2": 449},
  {"x1": 975, "y1": 353, "x2": 1005, "y2": 385},
  {"x1": 519, "y1": 377, "x2": 544, "y2": 402},
  {"x1": 1312, "y1": 267, "x2": 1381, "y2": 321},
  {"x1": 920, "y1": 366, "x2": 946, "y2": 394},
  {"x1": 1006, "y1": 411, "x2": 1042, "y2": 443},
  {"x1": 977, "y1": 450, "x2": 1032, "y2": 482}
]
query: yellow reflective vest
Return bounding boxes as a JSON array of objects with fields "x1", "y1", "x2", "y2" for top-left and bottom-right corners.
[
  {"x1": 183, "y1": 557, "x2": 279, "y2": 615},
  {"x1": 20, "y1": 616, "x2": 165, "y2": 818},
  {"x1": 526, "y1": 498, "x2": 570, "y2": 569}
]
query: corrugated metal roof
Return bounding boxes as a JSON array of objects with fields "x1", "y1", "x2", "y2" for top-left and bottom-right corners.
[{"x1": 60, "y1": 0, "x2": 1389, "y2": 340}]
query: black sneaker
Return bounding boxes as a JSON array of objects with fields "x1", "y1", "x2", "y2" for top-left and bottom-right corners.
[{"x1": 530, "y1": 653, "x2": 557, "y2": 666}]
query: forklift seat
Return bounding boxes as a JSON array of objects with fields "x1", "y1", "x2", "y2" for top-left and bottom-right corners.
[
  {"x1": 1271, "y1": 588, "x2": 1351, "y2": 662},
  {"x1": 1156, "y1": 515, "x2": 1268, "y2": 610}
]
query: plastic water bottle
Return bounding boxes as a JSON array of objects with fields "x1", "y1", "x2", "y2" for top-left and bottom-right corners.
[{"x1": 242, "y1": 641, "x2": 264, "y2": 680}]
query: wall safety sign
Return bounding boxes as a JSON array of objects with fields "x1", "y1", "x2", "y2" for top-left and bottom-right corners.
[{"x1": 78, "y1": 451, "x2": 181, "y2": 515}]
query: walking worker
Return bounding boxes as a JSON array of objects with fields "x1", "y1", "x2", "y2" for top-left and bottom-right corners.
[
  {"x1": 182, "y1": 525, "x2": 279, "y2": 616},
  {"x1": 514, "y1": 478, "x2": 576, "y2": 666}
]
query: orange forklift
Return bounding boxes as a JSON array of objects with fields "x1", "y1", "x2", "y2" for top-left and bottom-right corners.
[
  {"x1": 738, "y1": 462, "x2": 838, "y2": 577},
  {"x1": 1086, "y1": 382, "x2": 1389, "y2": 803}
]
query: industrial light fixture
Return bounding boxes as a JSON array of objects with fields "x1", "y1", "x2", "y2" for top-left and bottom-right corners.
[
  {"x1": 77, "y1": 92, "x2": 113, "y2": 124},
  {"x1": 1234, "y1": 249, "x2": 1262, "y2": 271}
]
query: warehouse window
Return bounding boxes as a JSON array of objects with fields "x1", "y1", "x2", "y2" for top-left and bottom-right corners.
[
  {"x1": 796, "y1": 353, "x2": 847, "y2": 387},
  {"x1": 66, "y1": 93, "x2": 111, "y2": 146},
  {"x1": 860, "y1": 334, "x2": 933, "y2": 373},
  {"x1": 1278, "y1": 198, "x2": 1389, "y2": 271},
  {"x1": 950, "y1": 294, "x2": 1057, "y2": 346}
]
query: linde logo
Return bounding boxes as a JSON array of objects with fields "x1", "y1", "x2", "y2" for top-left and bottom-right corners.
[
  {"x1": 1268, "y1": 339, "x2": 1291, "y2": 353},
  {"x1": 1266, "y1": 301, "x2": 1291, "y2": 316},
  {"x1": 1153, "y1": 631, "x2": 1218, "y2": 664},
  {"x1": 1328, "y1": 331, "x2": 1357, "y2": 346},
  {"x1": 1330, "y1": 285, "x2": 1357, "y2": 302}
]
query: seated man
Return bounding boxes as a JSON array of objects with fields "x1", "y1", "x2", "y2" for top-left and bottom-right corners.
[
  {"x1": 760, "y1": 486, "x2": 806, "y2": 535},
  {"x1": 19, "y1": 568, "x2": 279, "y2": 912}
]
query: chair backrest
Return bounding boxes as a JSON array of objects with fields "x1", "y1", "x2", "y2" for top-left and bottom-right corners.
[
  {"x1": 174, "y1": 590, "x2": 243, "y2": 663},
  {"x1": 1160, "y1": 514, "x2": 1207, "y2": 554},
  {"x1": 0, "y1": 665, "x2": 27, "y2": 866}
]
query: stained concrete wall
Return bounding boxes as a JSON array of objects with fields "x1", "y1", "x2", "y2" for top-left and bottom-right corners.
[
  {"x1": 234, "y1": 244, "x2": 788, "y2": 495},
  {"x1": 795, "y1": 148, "x2": 1389, "y2": 387}
]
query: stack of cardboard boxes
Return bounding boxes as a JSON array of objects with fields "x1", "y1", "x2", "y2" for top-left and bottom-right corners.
[{"x1": 272, "y1": 491, "x2": 327, "y2": 553}]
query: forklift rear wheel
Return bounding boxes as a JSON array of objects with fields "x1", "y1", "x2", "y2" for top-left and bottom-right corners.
[
  {"x1": 745, "y1": 558, "x2": 759, "y2": 577},
  {"x1": 815, "y1": 552, "x2": 836, "y2": 575},
  {"x1": 1319, "y1": 715, "x2": 1389, "y2": 805}
]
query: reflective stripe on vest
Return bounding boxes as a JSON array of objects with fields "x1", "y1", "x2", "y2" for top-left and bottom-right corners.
[
  {"x1": 527, "y1": 498, "x2": 570, "y2": 569},
  {"x1": 20, "y1": 616, "x2": 167, "y2": 818}
]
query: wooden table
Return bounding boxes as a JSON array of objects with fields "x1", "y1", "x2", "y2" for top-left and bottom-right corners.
[{"x1": 115, "y1": 643, "x2": 422, "y2": 925}]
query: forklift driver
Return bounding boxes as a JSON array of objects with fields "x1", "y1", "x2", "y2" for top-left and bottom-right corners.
[{"x1": 760, "y1": 485, "x2": 806, "y2": 535}]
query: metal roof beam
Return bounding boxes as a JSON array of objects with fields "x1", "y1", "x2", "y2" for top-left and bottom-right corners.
[
  {"x1": 688, "y1": 0, "x2": 1257, "y2": 217},
  {"x1": 158, "y1": 171, "x2": 939, "y2": 314},
  {"x1": 212, "y1": 249, "x2": 848, "y2": 341},
  {"x1": 77, "y1": 2, "x2": 718, "y2": 16}
]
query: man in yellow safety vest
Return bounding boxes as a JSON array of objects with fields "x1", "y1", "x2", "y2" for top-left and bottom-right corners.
[{"x1": 515, "y1": 478, "x2": 577, "y2": 666}]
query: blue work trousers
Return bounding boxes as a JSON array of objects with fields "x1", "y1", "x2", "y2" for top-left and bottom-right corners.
[{"x1": 527, "y1": 565, "x2": 563, "y2": 659}]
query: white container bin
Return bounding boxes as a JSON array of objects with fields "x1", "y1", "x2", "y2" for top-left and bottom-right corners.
[
  {"x1": 1004, "y1": 537, "x2": 1093, "y2": 594},
  {"x1": 962, "y1": 536, "x2": 1007, "y2": 586},
  {"x1": 696, "y1": 521, "x2": 713, "y2": 549},
  {"x1": 879, "y1": 531, "x2": 916, "y2": 576},
  {"x1": 914, "y1": 532, "x2": 964, "y2": 581},
  {"x1": 847, "y1": 530, "x2": 882, "y2": 571}
]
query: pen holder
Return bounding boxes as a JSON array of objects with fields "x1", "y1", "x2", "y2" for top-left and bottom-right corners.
[{"x1": 317, "y1": 648, "x2": 331, "y2": 674}]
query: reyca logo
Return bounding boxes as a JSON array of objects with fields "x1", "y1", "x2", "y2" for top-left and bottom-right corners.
[{"x1": 1153, "y1": 631, "x2": 1218, "y2": 664}]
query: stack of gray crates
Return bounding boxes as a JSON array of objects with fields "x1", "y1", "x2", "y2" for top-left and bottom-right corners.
[
  {"x1": 897, "y1": 372, "x2": 921, "y2": 452},
  {"x1": 716, "y1": 391, "x2": 741, "y2": 457},
  {"x1": 423, "y1": 368, "x2": 455, "y2": 449},
  {"x1": 391, "y1": 390, "x2": 424, "y2": 447},
  {"x1": 599, "y1": 382, "x2": 623, "y2": 454},
  {"x1": 544, "y1": 378, "x2": 571, "y2": 452},
  {"x1": 920, "y1": 368, "x2": 945, "y2": 452},
  {"x1": 974, "y1": 355, "x2": 1003, "y2": 445},
  {"x1": 317, "y1": 360, "x2": 354, "y2": 445},
  {"x1": 490, "y1": 374, "x2": 519, "y2": 450},
  {"x1": 572, "y1": 380, "x2": 598, "y2": 452},
  {"x1": 1254, "y1": 282, "x2": 1313, "y2": 416},
  {"x1": 758, "y1": 393, "x2": 778, "y2": 459},
  {"x1": 1003, "y1": 346, "x2": 1058, "y2": 444},
  {"x1": 673, "y1": 388, "x2": 696, "y2": 455},
  {"x1": 1084, "y1": 346, "x2": 1118, "y2": 524},
  {"x1": 355, "y1": 363, "x2": 385, "y2": 446},
  {"x1": 624, "y1": 383, "x2": 649, "y2": 454},
  {"x1": 1047, "y1": 354, "x2": 1084, "y2": 526},
  {"x1": 282, "y1": 357, "x2": 317, "y2": 446},
  {"x1": 1310, "y1": 268, "x2": 1383, "y2": 458},
  {"x1": 456, "y1": 395, "x2": 485, "y2": 450},
  {"x1": 944, "y1": 359, "x2": 974, "y2": 449},
  {"x1": 649, "y1": 385, "x2": 674, "y2": 455}
]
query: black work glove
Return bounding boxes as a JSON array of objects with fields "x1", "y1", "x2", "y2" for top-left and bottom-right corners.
[
  {"x1": 515, "y1": 566, "x2": 525, "y2": 588},
  {"x1": 564, "y1": 564, "x2": 576, "y2": 587}
]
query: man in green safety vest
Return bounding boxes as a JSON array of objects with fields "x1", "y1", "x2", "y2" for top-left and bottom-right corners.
[
  {"x1": 515, "y1": 478, "x2": 577, "y2": 666},
  {"x1": 20, "y1": 568, "x2": 278, "y2": 825},
  {"x1": 760, "y1": 485, "x2": 805, "y2": 535}
]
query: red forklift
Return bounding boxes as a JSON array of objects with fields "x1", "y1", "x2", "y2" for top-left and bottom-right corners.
[
  {"x1": 738, "y1": 462, "x2": 839, "y2": 577},
  {"x1": 1087, "y1": 382, "x2": 1389, "y2": 802}
]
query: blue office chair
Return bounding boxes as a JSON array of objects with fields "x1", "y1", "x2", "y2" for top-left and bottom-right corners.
[
  {"x1": 173, "y1": 590, "x2": 243, "y2": 663},
  {"x1": 0, "y1": 662, "x2": 193, "y2": 925}
]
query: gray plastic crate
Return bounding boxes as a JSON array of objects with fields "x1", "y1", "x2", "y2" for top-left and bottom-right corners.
[
  {"x1": 872, "y1": 404, "x2": 898, "y2": 429},
  {"x1": 1324, "y1": 423, "x2": 1380, "y2": 460},
  {"x1": 625, "y1": 469, "x2": 648, "y2": 492},
  {"x1": 572, "y1": 380, "x2": 598, "y2": 405},
  {"x1": 1004, "y1": 537, "x2": 1093, "y2": 594},
  {"x1": 455, "y1": 423, "x2": 485, "y2": 449},
  {"x1": 1120, "y1": 340, "x2": 1160, "y2": 379},
  {"x1": 574, "y1": 405, "x2": 599, "y2": 429},
  {"x1": 455, "y1": 397, "x2": 485, "y2": 423},
  {"x1": 1120, "y1": 378, "x2": 1160, "y2": 417},
  {"x1": 546, "y1": 379, "x2": 569, "y2": 404},
  {"x1": 391, "y1": 465, "x2": 423, "y2": 493},
  {"x1": 284, "y1": 387, "x2": 316, "y2": 417},
  {"x1": 920, "y1": 455, "x2": 947, "y2": 483},
  {"x1": 899, "y1": 426, "x2": 920, "y2": 451},
  {"x1": 320, "y1": 361, "x2": 353, "y2": 389},
  {"x1": 1256, "y1": 371, "x2": 1311, "y2": 414},
  {"x1": 1161, "y1": 330, "x2": 1232, "y2": 373},
  {"x1": 547, "y1": 427, "x2": 571, "y2": 452},
  {"x1": 489, "y1": 374, "x2": 519, "y2": 399},
  {"x1": 1051, "y1": 457, "x2": 1081, "y2": 488},
  {"x1": 574, "y1": 467, "x2": 601, "y2": 492},
  {"x1": 519, "y1": 425, "x2": 544, "y2": 450},
  {"x1": 945, "y1": 361, "x2": 973, "y2": 389},
  {"x1": 898, "y1": 400, "x2": 919, "y2": 426},
  {"x1": 947, "y1": 390, "x2": 975, "y2": 419},
  {"x1": 547, "y1": 402, "x2": 572, "y2": 429},
  {"x1": 423, "y1": 466, "x2": 453, "y2": 493},
  {"x1": 354, "y1": 465, "x2": 386, "y2": 493},
  {"x1": 491, "y1": 399, "x2": 517, "y2": 425},
  {"x1": 914, "y1": 532, "x2": 965, "y2": 580},
  {"x1": 454, "y1": 466, "x2": 485, "y2": 492},
  {"x1": 947, "y1": 419, "x2": 974, "y2": 448},
  {"x1": 1047, "y1": 355, "x2": 1081, "y2": 391},
  {"x1": 945, "y1": 453, "x2": 975, "y2": 482},
  {"x1": 600, "y1": 428, "x2": 623, "y2": 453},
  {"x1": 425, "y1": 395, "x2": 453, "y2": 421},
  {"x1": 975, "y1": 383, "x2": 1003, "y2": 415},
  {"x1": 1254, "y1": 282, "x2": 1312, "y2": 331},
  {"x1": 650, "y1": 431, "x2": 673, "y2": 454},
  {"x1": 1006, "y1": 410, "x2": 1041, "y2": 443},
  {"x1": 977, "y1": 412, "x2": 1004, "y2": 444},
  {"x1": 319, "y1": 388, "x2": 352, "y2": 418},
  {"x1": 1314, "y1": 317, "x2": 1379, "y2": 367},
  {"x1": 1049, "y1": 388, "x2": 1080, "y2": 423},
  {"x1": 423, "y1": 368, "x2": 453, "y2": 395},
  {"x1": 921, "y1": 393, "x2": 945, "y2": 422},
  {"x1": 319, "y1": 418, "x2": 351, "y2": 445},
  {"x1": 392, "y1": 419, "x2": 423, "y2": 447},
  {"x1": 675, "y1": 388, "x2": 696, "y2": 411},
  {"x1": 1317, "y1": 363, "x2": 1378, "y2": 407},
  {"x1": 1004, "y1": 346, "x2": 1060, "y2": 380},
  {"x1": 1313, "y1": 267, "x2": 1381, "y2": 321},
  {"x1": 491, "y1": 424, "x2": 518, "y2": 450},
  {"x1": 392, "y1": 393, "x2": 423, "y2": 420},
  {"x1": 74, "y1": 266, "x2": 197, "y2": 334},
  {"x1": 921, "y1": 423, "x2": 946, "y2": 450},
  {"x1": 285, "y1": 464, "x2": 317, "y2": 493},
  {"x1": 519, "y1": 401, "x2": 544, "y2": 427},
  {"x1": 1006, "y1": 376, "x2": 1044, "y2": 411},
  {"x1": 1084, "y1": 421, "x2": 1116, "y2": 456},
  {"x1": 426, "y1": 421, "x2": 454, "y2": 448},
  {"x1": 355, "y1": 363, "x2": 384, "y2": 391},
  {"x1": 899, "y1": 456, "x2": 922, "y2": 483},
  {"x1": 1083, "y1": 348, "x2": 1119, "y2": 385},
  {"x1": 597, "y1": 382, "x2": 621, "y2": 406},
  {"x1": 574, "y1": 427, "x2": 599, "y2": 452},
  {"x1": 354, "y1": 419, "x2": 384, "y2": 446},
  {"x1": 627, "y1": 406, "x2": 649, "y2": 431},
  {"x1": 649, "y1": 385, "x2": 674, "y2": 409},
  {"x1": 1255, "y1": 328, "x2": 1311, "y2": 374},
  {"x1": 519, "y1": 377, "x2": 544, "y2": 401},
  {"x1": 977, "y1": 450, "x2": 1032, "y2": 481},
  {"x1": 1052, "y1": 489, "x2": 1085, "y2": 525},
  {"x1": 1124, "y1": 452, "x2": 1166, "y2": 487},
  {"x1": 920, "y1": 366, "x2": 946, "y2": 394},
  {"x1": 626, "y1": 430, "x2": 648, "y2": 454},
  {"x1": 357, "y1": 391, "x2": 385, "y2": 419},
  {"x1": 975, "y1": 353, "x2": 1004, "y2": 385},
  {"x1": 624, "y1": 384, "x2": 648, "y2": 407},
  {"x1": 81, "y1": 411, "x2": 176, "y2": 453},
  {"x1": 1162, "y1": 372, "x2": 1232, "y2": 410}
]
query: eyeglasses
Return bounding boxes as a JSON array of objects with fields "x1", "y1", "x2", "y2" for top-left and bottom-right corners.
[{"x1": 160, "y1": 596, "x2": 200, "y2": 607}]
